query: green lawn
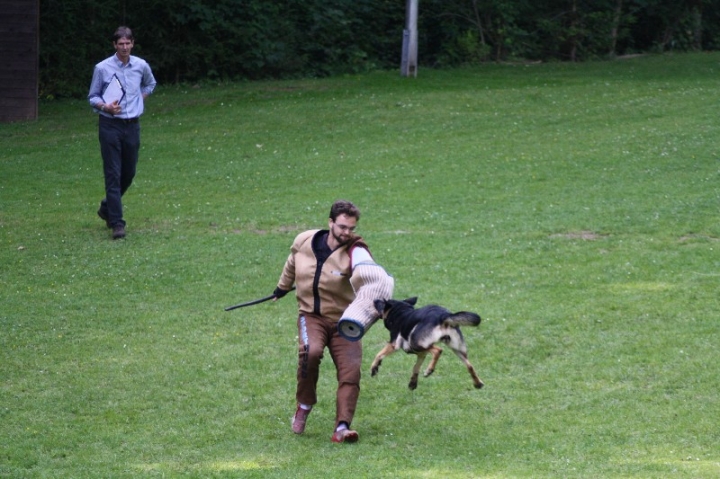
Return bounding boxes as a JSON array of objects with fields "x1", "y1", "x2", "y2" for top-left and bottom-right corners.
[{"x1": 1, "y1": 52, "x2": 719, "y2": 478}]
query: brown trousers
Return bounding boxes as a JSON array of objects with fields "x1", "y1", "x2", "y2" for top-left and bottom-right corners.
[{"x1": 296, "y1": 313, "x2": 362, "y2": 428}]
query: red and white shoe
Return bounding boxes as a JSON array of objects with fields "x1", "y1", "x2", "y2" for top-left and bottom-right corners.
[
  {"x1": 331, "y1": 428, "x2": 359, "y2": 443},
  {"x1": 292, "y1": 406, "x2": 311, "y2": 434}
]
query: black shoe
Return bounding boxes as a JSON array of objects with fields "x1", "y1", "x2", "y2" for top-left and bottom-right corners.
[
  {"x1": 97, "y1": 208, "x2": 111, "y2": 228},
  {"x1": 112, "y1": 225, "x2": 126, "y2": 240}
]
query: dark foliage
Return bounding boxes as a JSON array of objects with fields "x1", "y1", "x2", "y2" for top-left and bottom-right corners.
[{"x1": 39, "y1": 0, "x2": 719, "y2": 98}]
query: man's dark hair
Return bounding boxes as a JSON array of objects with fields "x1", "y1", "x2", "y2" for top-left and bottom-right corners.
[
  {"x1": 329, "y1": 200, "x2": 360, "y2": 221},
  {"x1": 113, "y1": 26, "x2": 134, "y2": 42}
]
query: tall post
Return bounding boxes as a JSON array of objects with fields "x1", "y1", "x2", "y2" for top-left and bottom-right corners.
[
  {"x1": 400, "y1": 0, "x2": 418, "y2": 77},
  {"x1": 0, "y1": 0, "x2": 39, "y2": 122}
]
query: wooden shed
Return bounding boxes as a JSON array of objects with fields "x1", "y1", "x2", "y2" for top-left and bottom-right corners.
[{"x1": 0, "y1": 0, "x2": 39, "y2": 123}]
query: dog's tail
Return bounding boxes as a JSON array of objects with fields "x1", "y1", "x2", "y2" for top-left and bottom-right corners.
[{"x1": 444, "y1": 311, "x2": 481, "y2": 327}]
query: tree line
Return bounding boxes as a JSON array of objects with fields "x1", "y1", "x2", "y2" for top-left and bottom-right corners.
[{"x1": 39, "y1": 0, "x2": 717, "y2": 98}]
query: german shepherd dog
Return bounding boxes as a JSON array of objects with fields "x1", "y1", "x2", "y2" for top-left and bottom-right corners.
[{"x1": 371, "y1": 297, "x2": 484, "y2": 390}]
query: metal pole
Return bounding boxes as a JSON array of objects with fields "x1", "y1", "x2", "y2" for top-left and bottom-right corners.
[{"x1": 400, "y1": 0, "x2": 418, "y2": 77}]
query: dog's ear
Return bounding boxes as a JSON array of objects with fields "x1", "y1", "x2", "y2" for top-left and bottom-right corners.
[
  {"x1": 405, "y1": 297, "x2": 418, "y2": 306},
  {"x1": 374, "y1": 299, "x2": 387, "y2": 314}
]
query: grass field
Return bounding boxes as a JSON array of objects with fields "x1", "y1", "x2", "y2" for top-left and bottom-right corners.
[{"x1": 1, "y1": 52, "x2": 719, "y2": 478}]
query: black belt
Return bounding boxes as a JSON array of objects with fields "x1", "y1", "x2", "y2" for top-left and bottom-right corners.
[{"x1": 101, "y1": 115, "x2": 139, "y2": 124}]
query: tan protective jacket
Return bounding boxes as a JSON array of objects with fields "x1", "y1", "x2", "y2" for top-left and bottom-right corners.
[{"x1": 277, "y1": 229, "x2": 368, "y2": 322}]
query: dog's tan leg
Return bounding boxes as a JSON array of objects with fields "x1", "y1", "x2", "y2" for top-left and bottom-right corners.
[
  {"x1": 453, "y1": 350, "x2": 484, "y2": 389},
  {"x1": 371, "y1": 343, "x2": 397, "y2": 377},
  {"x1": 423, "y1": 346, "x2": 443, "y2": 377},
  {"x1": 409, "y1": 352, "x2": 427, "y2": 390}
]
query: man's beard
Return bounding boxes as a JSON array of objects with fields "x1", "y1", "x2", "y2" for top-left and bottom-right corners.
[{"x1": 331, "y1": 228, "x2": 352, "y2": 246}]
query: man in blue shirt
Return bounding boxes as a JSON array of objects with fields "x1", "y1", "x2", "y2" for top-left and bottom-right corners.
[{"x1": 88, "y1": 26, "x2": 156, "y2": 239}]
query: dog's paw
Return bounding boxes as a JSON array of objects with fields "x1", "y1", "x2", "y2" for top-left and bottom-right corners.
[
  {"x1": 408, "y1": 380, "x2": 418, "y2": 390},
  {"x1": 423, "y1": 368, "x2": 435, "y2": 378},
  {"x1": 474, "y1": 381, "x2": 484, "y2": 389},
  {"x1": 371, "y1": 365, "x2": 379, "y2": 377}
]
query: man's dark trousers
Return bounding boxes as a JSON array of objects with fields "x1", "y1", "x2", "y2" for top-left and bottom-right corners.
[{"x1": 98, "y1": 115, "x2": 140, "y2": 228}]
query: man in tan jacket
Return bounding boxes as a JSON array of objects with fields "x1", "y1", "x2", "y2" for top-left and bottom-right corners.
[{"x1": 274, "y1": 200, "x2": 392, "y2": 443}]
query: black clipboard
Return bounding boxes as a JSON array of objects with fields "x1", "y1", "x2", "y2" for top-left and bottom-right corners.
[{"x1": 102, "y1": 74, "x2": 126, "y2": 105}]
